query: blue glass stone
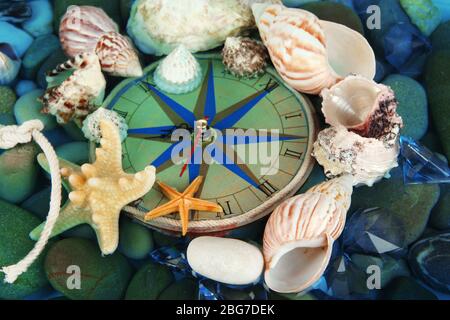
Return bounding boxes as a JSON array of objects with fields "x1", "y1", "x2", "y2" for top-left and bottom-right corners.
[{"x1": 400, "y1": 136, "x2": 450, "y2": 184}]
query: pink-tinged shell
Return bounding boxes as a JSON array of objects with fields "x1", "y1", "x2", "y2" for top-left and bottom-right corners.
[
  {"x1": 252, "y1": 4, "x2": 375, "y2": 94},
  {"x1": 95, "y1": 32, "x2": 143, "y2": 77},
  {"x1": 59, "y1": 5, "x2": 118, "y2": 57},
  {"x1": 263, "y1": 175, "x2": 353, "y2": 293}
]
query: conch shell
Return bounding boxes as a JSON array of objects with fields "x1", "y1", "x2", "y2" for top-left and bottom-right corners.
[
  {"x1": 59, "y1": 5, "x2": 142, "y2": 77},
  {"x1": 313, "y1": 75, "x2": 403, "y2": 187},
  {"x1": 252, "y1": 4, "x2": 376, "y2": 94},
  {"x1": 0, "y1": 43, "x2": 20, "y2": 86},
  {"x1": 263, "y1": 175, "x2": 353, "y2": 293}
]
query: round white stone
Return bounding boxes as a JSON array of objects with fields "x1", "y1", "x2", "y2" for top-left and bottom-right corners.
[{"x1": 187, "y1": 236, "x2": 264, "y2": 285}]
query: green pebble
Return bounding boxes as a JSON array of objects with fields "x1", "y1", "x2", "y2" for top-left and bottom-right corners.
[
  {"x1": 0, "y1": 114, "x2": 16, "y2": 126},
  {"x1": 351, "y1": 168, "x2": 440, "y2": 245},
  {"x1": 45, "y1": 238, "x2": 133, "y2": 300},
  {"x1": 21, "y1": 187, "x2": 52, "y2": 220},
  {"x1": 424, "y1": 50, "x2": 450, "y2": 160},
  {"x1": 22, "y1": 35, "x2": 61, "y2": 80},
  {"x1": 14, "y1": 89, "x2": 57, "y2": 131},
  {"x1": 62, "y1": 225, "x2": 96, "y2": 240},
  {"x1": 158, "y1": 279, "x2": 198, "y2": 300},
  {"x1": 399, "y1": 0, "x2": 442, "y2": 37},
  {"x1": 0, "y1": 143, "x2": 38, "y2": 203},
  {"x1": 380, "y1": 276, "x2": 437, "y2": 300},
  {"x1": 430, "y1": 184, "x2": 450, "y2": 230},
  {"x1": 431, "y1": 21, "x2": 450, "y2": 51},
  {"x1": 0, "y1": 86, "x2": 16, "y2": 115},
  {"x1": 62, "y1": 121, "x2": 87, "y2": 142},
  {"x1": 383, "y1": 74, "x2": 428, "y2": 140},
  {"x1": 0, "y1": 199, "x2": 50, "y2": 299},
  {"x1": 301, "y1": 1, "x2": 365, "y2": 35},
  {"x1": 119, "y1": 218, "x2": 154, "y2": 260},
  {"x1": 125, "y1": 263, "x2": 174, "y2": 300},
  {"x1": 53, "y1": 0, "x2": 123, "y2": 31},
  {"x1": 56, "y1": 142, "x2": 90, "y2": 165},
  {"x1": 36, "y1": 49, "x2": 68, "y2": 89},
  {"x1": 153, "y1": 231, "x2": 181, "y2": 247}
]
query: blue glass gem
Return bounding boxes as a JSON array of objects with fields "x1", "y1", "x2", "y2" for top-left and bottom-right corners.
[{"x1": 400, "y1": 136, "x2": 450, "y2": 184}]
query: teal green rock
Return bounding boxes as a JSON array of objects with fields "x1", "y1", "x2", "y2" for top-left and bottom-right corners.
[
  {"x1": 383, "y1": 74, "x2": 428, "y2": 139},
  {"x1": 0, "y1": 144, "x2": 39, "y2": 203},
  {"x1": 153, "y1": 231, "x2": 180, "y2": 248},
  {"x1": 53, "y1": 0, "x2": 123, "y2": 31},
  {"x1": 0, "y1": 200, "x2": 50, "y2": 299},
  {"x1": 21, "y1": 187, "x2": 52, "y2": 220},
  {"x1": 296, "y1": 163, "x2": 327, "y2": 195},
  {"x1": 36, "y1": 49, "x2": 68, "y2": 89},
  {"x1": 125, "y1": 263, "x2": 174, "y2": 300},
  {"x1": 22, "y1": 0, "x2": 54, "y2": 37},
  {"x1": 351, "y1": 168, "x2": 441, "y2": 245},
  {"x1": 119, "y1": 218, "x2": 154, "y2": 260},
  {"x1": 400, "y1": 0, "x2": 442, "y2": 36},
  {"x1": 431, "y1": 21, "x2": 450, "y2": 51},
  {"x1": 424, "y1": 50, "x2": 450, "y2": 160},
  {"x1": 158, "y1": 279, "x2": 198, "y2": 300},
  {"x1": 44, "y1": 238, "x2": 133, "y2": 300},
  {"x1": 430, "y1": 185, "x2": 450, "y2": 230},
  {"x1": 14, "y1": 89, "x2": 57, "y2": 131},
  {"x1": 0, "y1": 86, "x2": 16, "y2": 115},
  {"x1": 0, "y1": 114, "x2": 16, "y2": 126},
  {"x1": 301, "y1": 2, "x2": 365, "y2": 34},
  {"x1": 380, "y1": 276, "x2": 437, "y2": 300},
  {"x1": 62, "y1": 225, "x2": 96, "y2": 240},
  {"x1": 56, "y1": 142, "x2": 89, "y2": 165},
  {"x1": 22, "y1": 35, "x2": 60, "y2": 80},
  {"x1": 61, "y1": 122, "x2": 86, "y2": 142}
]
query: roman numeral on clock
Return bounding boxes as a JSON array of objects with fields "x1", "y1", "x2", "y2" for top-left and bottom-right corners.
[
  {"x1": 258, "y1": 180, "x2": 279, "y2": 197},
  {"x1": 217, "y1": 200, "x2": 233, "y2": 217},
  {"x1": 284, "y1": 111, "x2": 303, "y2": 119},
  {"x1": 283, "y1": 149, "x2": 303, "y2": 159},
  {"x1": 113, "y1": 109, "x2": 128, "y2": 119}
]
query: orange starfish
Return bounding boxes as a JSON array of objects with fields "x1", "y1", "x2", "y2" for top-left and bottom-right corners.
[{"x1": 144, "y1": 176, "x2": 223, "y2": 235}]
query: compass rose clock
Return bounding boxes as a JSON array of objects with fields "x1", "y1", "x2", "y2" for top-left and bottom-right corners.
[{"x1": 101, "y1": 53, "x2": 317, "y2": 235}]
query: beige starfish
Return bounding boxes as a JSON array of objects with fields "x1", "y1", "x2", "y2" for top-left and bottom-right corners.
[
  {"x1": 145, "y1": 177, "x2": 223, "y2": 236},
  {"x1": 30, "y1": 120, "x2": 156, "y2": 255}
]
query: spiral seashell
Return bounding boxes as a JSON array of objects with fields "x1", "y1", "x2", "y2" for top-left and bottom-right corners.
[
  {"x1": 59, "y1": 5, "x2": 142, "y2": 77},
  {"x1": 0, "y1": 43, "x2": 20, "y2": 86},
  {"x1": 252, "y1": 4, "x2": 376, "y2": 94},
  {"x1": 153, "y1": 45, "x2": 202, "y2": 94},
  {"x1": 263, "y1": 175, "x2": 353, "y2": 293},
  {"x1": 313, "y1": 75, "x2": 403, "y2": 187}
]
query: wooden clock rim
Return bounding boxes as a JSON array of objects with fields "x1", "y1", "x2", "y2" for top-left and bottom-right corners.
[{"x1": 99, "y1": 53, "x2": 318, "y2": 234}]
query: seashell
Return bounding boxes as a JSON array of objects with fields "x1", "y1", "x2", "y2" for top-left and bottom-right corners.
[
  {"x1": 126, "y1": 0, "x2": 282, "y2": 56},
  {"x1": 82, "y1": 108, "x2": 128, "y2": 143},
  {"x1": 153, "y1": 45, "x2": 202, "y2": 94},
  {"x1": 313, "y1": 75, "x2": 403, "y2": 187},
  {"x1": 59, "y1": 5, "x2": 142, "y2": 77},
  {"x1": 252, "y1": 4, "x2": 376, "y2": 94},
  {"x1": 222, "y1": 37, "x2": 269, "y2": 78},
  {"x1": 263, "y1": 175, "x2": 353, "y2": 293},
  {"x1": 40, "y1": 52, "x2": 106, "y2": 124},
  {"x1": 0, "y1": 43, "x2": 20, "y2": 86},
  {"x1": 187, "y1": 236, "x2": 264, "y2": 285},
  {"x1": 0, "y1": 0, "x2": 31, "y2": 24}
]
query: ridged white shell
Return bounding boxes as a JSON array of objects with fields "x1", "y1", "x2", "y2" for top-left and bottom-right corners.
[
  {"x1": 0, "y1": 44, "x2": 20, "y2": 86},
  {"x1": 263, "y1": 175, "x2": 353, "y2": 293},
  {"x1": 59, "y1": 5, "x2": 142, "y2": 77},
  {"x1": 252, "y1": 4, "x2": 376, "y2": 94}
]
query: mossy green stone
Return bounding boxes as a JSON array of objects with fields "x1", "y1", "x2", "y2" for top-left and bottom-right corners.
[
  {"x1": 380, "y1": 276, "x2": 437, "y2": 300},
  {"x1": 119, "y1": 218, "x2": 154, "y2": 260},
  {"x1": 424, "y1": 50, "x2": 450, "y2": 160},
  {"x1": 0, "y1": 86, "x2": 16, "y2": 115},
  {"x1": 0, "y1": 200, "x2": 50, "y2": 299},
  {"x1": 351, "y1": 168, "x2": 440, "y2": 245},
  {"x1": 22, "y1": 35, "x2": 61, "y2": 80},
  {"x1": 125, "y1": 263, "x2": 174, "y2": 300},
  {"x1": 158, "y1": 279, "x2": 198, "y2": 300},
  {"x1": 0, "y1": 143, "x2": 38, "y2": 203},
  {"x1": 301, "y1": 1, "x2": 365, "y2": 34},
  {"x1": 53, "y1": 0, "x2": 123, "y2": 31},
  {"x1": 44, "y1": 238, "x2": 133, "y2": 300},
  {"x1": 14, "y1": 89, "x2": 57, "y2": 131},
  {"x1": 56, "y1": 142, "x2": 89, "y2": 165},
  {"x1": 383, "y1": 74, "x2": 428, "y2": 139},
  {"x1": 431, "y1": 21, "x2": 450, "y2": 51},
  {"x1": 430, "y1": 185, "x2": 450, "y2": 230}
]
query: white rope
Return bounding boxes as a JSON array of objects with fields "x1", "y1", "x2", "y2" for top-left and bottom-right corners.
[{"x1": 0, "y1": 121, "x2": 62, "y2": 284}]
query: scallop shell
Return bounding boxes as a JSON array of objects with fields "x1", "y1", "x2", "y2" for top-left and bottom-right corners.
[
  {"x1": 252, "y1": 4, "x2": 376, "y2": 94},
  {"x1": 222, "y1": 37, "x2": 268, "y2": 78},
  {"x1": 59, "y1": 5, "x2": 142, "y2": 77},
  {"x1": 153, "y1": 45, "x2": 202, "y2": 94},
  {"x1": 263, "y1": 175, "x2": 353, "y2": 293},
  {"x1": 313, "y1": 75, "x2": 403, "y2": 187},
  {"x1": 40, "y1": 52, "x2": 106, "y2": 124},
  {"x1": 0, "y1": 43, "x2": 20, "y2": 86}
]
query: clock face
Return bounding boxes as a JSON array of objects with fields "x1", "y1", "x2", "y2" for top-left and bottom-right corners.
[{"x1": 102, "y1": 54, "x2": 316, "y2": 233}]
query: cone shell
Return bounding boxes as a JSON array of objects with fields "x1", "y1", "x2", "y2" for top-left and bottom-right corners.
[
  {"x1": 263, "y1": 175, "x2": 353, "y2": 293},
  {"x1": 0, "y1": 43, "x2": 20, "y2": 86},
  {"x1": 252, "y1": 4, "x2": 376, "y2": 94}
]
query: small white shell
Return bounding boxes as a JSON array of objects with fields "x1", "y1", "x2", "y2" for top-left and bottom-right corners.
[
  {"x1": 82, "y1": 108, "x2": 128, "y2": 143},
  {"x1": 187, "y1": 236, "x2": 264, "y2": 285},
  {"x1": 252, "y1": 4, "x2": 375, "y2": 94},
  {"x1": 263, "y1": 175, "x2": 353, "y2": 293},
  {"x1": 0, "y1": 44, "x2": 21, "y2": 86}
]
